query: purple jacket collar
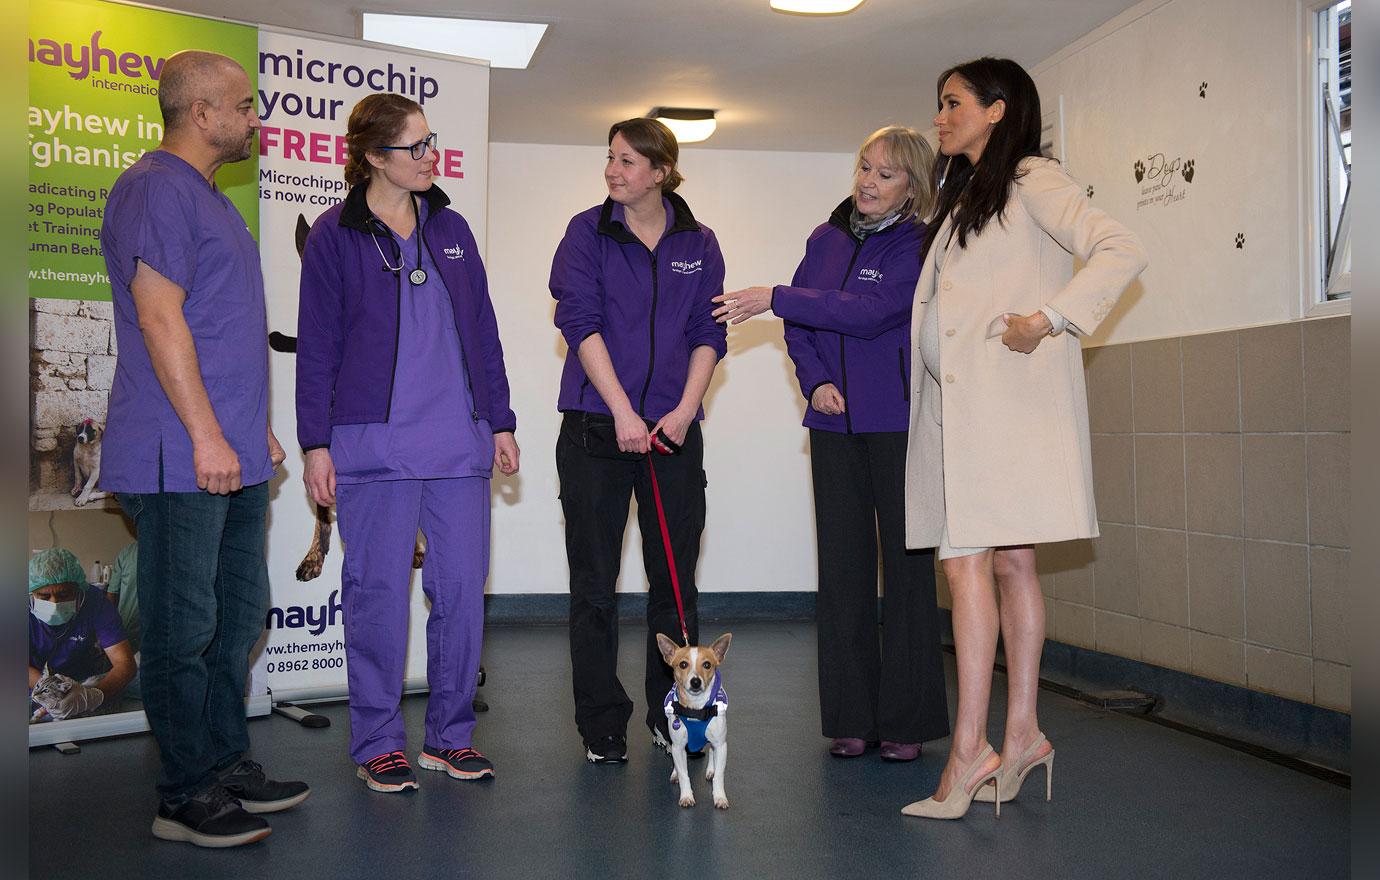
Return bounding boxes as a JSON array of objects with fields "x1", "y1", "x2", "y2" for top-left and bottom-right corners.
[
  {"x1": 598, "y1": 191, "x2": 701, "y2": 243},
  {"x1": 337, "y1": 179, "x2": 451, "y2": 232}
]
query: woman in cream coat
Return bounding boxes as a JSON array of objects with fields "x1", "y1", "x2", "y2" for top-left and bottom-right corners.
[{"x1": 901, "y1": 57, "x2": 1147, "y2": 820}]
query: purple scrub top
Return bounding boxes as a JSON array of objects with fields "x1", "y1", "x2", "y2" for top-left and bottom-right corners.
[
  {"x1": 29, "y1": 587, "x2": 127, "y2": 681},
  {"x1": 99, "y1": 150, "x2": 271, "y2": 494},
  {"x1": 330, "y1": 201, "x2": 494, "y2": 483}
]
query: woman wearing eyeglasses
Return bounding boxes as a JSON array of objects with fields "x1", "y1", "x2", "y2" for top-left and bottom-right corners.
[{"x1": 296, "y1": 93, "x2": 519, "y2": 793}]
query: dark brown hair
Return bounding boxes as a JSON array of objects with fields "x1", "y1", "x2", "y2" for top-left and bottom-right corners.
[
  {"x1": 608, "y1": 118, "x2": 684, "y2": 192},
  {"x1": 922, "y1": 57, "x2": 1045, "y2": 263},
  {"x1": 344, "y1": 93, "x2": 424, "y2": 187}
]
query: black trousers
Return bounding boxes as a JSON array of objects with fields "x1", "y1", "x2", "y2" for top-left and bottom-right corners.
[
  {"x1": 810, "y1": 429, "x2": 950, "y2": 743},
  {"x1": 556, "y1": 411, "x2": 705, "y2": 743}
]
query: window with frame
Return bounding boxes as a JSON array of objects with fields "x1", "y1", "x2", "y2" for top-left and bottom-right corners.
[{"x1": 1314, "y1": 0, "x2": 1351, "y2": 301}]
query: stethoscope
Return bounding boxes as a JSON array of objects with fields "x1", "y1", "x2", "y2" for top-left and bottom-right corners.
[{"x1": 368, "y1": 195, "x2": 428, "y2": 286}]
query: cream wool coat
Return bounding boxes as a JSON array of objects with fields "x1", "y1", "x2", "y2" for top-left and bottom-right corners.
[{"x1": 904, "y1": 157, "x2": 1147, "y2": 550}]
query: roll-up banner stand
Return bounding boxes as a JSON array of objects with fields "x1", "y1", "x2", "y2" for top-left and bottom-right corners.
[
  {"x1": 26, "y1": 0, "x2": 489, "y2": 746},
  {"x1": 27, "y1": 0, "x2": 266, "y2": 749},
  {"x1": 256, "y1": 26, "x2": 489, "y2": 703}
]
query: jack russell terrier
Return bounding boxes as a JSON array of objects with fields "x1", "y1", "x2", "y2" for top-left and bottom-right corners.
[{"x1": 657, "y1": 632, "x2": 732, "y2": 810}]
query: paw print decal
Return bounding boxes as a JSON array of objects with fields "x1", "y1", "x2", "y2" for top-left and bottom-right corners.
[
  {"x1": 1235, "y1": 233, "x2": 1245, "y2": 249},
  {"x1": 1086, "y1": 185, "x2": 1094, "y2": 199},
  {"x1": 1181, "y1": 159, "x2": 1195, "y2": 183},
  {"x1": 1133, "y1": 160, "x2": 1146, "y2": 183},
  {"x1": 1199, "y1": 81, "x2": 1208, "y2": 98}
]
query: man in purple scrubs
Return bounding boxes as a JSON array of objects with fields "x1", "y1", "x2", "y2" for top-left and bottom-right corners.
[{"x1": 100, "y1": 50, "x2": 308, "y2": 849}]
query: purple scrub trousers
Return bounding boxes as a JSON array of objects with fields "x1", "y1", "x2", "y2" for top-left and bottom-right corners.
[
  {"x1": 329, "y1": 206, "x2": 496, "y2": 764},
  {"x1": 336, "y1": 478, "x2": 489, "y2": 762}
]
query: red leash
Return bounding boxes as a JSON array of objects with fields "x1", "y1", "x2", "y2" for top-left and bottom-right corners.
[{"x1": 646, "y1": 452, "x2": 690, "y2": 647}]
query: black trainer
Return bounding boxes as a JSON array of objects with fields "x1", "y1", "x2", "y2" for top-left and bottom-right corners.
[
  {"x1": 358, "y1": 750, "x2": 420, "y2": 792},
  {"x1": 418, "y1": 745, "x2": 495, "y2": 780},
  {"x1": 652, "y1": 726, "x2": 705, "y2": 760},
  {"x1": 151, "y1": 784, "x2": 271, "y2": 848},
  {"x1": 220, "y1": 759, "x2": 311, "y2": 813},
  {"x1": 585, "y1": 734, "x2": 628, "y2": 764}
]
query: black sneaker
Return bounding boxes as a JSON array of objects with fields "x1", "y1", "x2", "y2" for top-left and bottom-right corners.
[
  {"x1": 151, "y1": 784, "x2": 271, "y2": 848},
  {"x1": 585, "y1": 734, "x2": 628, "y2": 764},
  {"x1": 651, "y1": 727, "x2": 705, "y2": 760},
  {"x1": 418, "y1": 745, "x2": 495, "y2": 780},
  {"x1": 220, "y1": 759, "x2": 311, "y2": 813},
  {"x1": 357, "y1": 750, "x2": 420, "y2": 793}
]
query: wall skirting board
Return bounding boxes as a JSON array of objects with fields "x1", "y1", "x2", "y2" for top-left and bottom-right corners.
[
  {"x1": 482, "y1": 593, "x2": 1348, "y2": 775},
  {"x1": 483, "y1": 591, "x2": 817, "y2": 625},
  {"x1": 1034, "y1": 638, "x2": 1349, "y2": 775}
]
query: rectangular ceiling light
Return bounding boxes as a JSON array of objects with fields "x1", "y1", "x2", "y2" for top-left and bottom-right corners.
[{"x1": 361, "y1": 13, "x2": 548, "y2": 69}]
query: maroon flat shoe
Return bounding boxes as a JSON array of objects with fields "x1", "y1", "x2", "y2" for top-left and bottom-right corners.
[
  {"x1": 880, "y1": 741, "x2": 921, "y2": 762},
  {"x1": 829, "y1": 737, "x2": 867, "y2": 758}
]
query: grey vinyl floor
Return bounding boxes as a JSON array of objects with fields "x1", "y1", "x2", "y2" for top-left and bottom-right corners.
[{"x1": 29, "y1": 621, "x2": 1349, "y2": 879}]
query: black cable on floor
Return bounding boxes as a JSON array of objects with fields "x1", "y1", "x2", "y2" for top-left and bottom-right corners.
[{"x1": 940, "y1": 643, "x2": 1351, "y2": 789}]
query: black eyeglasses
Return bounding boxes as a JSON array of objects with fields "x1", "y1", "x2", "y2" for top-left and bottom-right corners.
[{"x1": 380, "y1": 132, "x2": 438, "y2": 160}]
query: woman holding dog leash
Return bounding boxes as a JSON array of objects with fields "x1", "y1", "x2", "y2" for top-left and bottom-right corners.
[
  {"x1": 296, "y1": 93, "x2": 519, "y2": 793},
  {"x1": 550, "y1": 117, "x2": 727, "y2": 765},
  {"x1": 713, "y1": 126, "x2": 950, "y2": 763},
  {"x1": 899, "y1": 57, "x2": 1146, "y2": 819}
]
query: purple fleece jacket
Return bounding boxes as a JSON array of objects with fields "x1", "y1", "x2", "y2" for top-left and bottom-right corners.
[
  {"x1": 550, "y1": 192, "x2": 727, "y2": 420},
  {"x1": 295, "y1": 183, "x2": 516, "y2": 451},
  {"x1": 776, "y1": 197, "x2": 926, "y2": 434}
]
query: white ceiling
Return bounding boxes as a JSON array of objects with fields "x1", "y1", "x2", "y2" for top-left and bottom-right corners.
[{"x1": 162, "y1": 0, "x2": 1143, "y2": 152}]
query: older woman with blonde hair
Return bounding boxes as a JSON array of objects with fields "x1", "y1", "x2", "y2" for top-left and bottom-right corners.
[{"x1": 716, "y1": 125, "x2": 949, "y2": 762}]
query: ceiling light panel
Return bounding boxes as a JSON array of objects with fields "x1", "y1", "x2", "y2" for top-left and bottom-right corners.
[
  {"x1": 361, "y1": 13, "x2": 548, "y2": 69},
  {"x1": 770, "y1": 0, "x2": 865, "y2": 14}
]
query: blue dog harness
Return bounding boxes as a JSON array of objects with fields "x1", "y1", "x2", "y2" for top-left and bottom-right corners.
[{"x1": 663, "y1": 672, "x2": 727, "y2": 753}]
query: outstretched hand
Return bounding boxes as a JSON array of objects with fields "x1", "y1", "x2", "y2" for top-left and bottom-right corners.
[{"x1": 712, "y1": 287, "x2": 773, "y2": 325}]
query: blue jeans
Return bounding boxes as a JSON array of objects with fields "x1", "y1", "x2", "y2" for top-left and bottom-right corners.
[{"x1": 117, "y1": 482, "x2": 271, "y2": 804}]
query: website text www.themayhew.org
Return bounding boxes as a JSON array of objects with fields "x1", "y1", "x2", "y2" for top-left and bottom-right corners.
[{"x1": 28, "y1": 267, "x2": 109, "y2": 286}]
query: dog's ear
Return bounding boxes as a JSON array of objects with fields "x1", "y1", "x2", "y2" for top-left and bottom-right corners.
[
  {"x1": 296, "y1": 214, "x2": 311, "y2": 258},
  {"x1": 656, "y1": 633, "x2": 679, "y2": 665},
  {"x1": 711, "y1": 633, "x2": 732, "y2": 663}
]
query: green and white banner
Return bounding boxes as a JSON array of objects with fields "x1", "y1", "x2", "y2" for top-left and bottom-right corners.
[{"x1": 27, "y1": 0, "x2": 258, "y2": 300}]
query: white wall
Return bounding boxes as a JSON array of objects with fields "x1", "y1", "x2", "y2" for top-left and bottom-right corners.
[
  {"x1": 484, "y1": 142, "x2": 855, "y2": 593},
  {"x1": 1031, "y1": 0, "x2": 1324, "y2": 345}
]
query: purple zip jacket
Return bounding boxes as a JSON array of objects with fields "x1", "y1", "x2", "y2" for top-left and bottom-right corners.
[
  {"x1": 551, "y1": 192, "x2": 727, "y2": 421},
  {"x1": 296, "y1": 182, "x2": 516, "y2": 451},
  {"x1": 776, "y1": 197, "x2": 926, "y2": 434}
]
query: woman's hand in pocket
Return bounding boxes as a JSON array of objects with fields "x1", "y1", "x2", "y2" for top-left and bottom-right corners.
[{"x1": 1000, "y1": 311, "x2": 1053, "y2": 354}]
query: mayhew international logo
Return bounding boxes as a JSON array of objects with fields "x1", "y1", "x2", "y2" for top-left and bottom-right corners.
[
  {"x1": 29, "y1": 31, "x2": 167, "y2": 82},
  {"x1": 669, "y1": 259, "x2": 702, "y2": 275},
  {"x1": 442, "y1": 243, "x2": 465, "y2": 261},
  {"x1": 857, "y1": 268, "x2": 883, "y2": 283}
]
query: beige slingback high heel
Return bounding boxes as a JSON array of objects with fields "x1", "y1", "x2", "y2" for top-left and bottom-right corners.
[
  {"x1": 974, "y1": 734, "x2": 1054, "y2": 805},
  {"x1": 900, "y1": 744, "x2": 1001, "y2": 820}
]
